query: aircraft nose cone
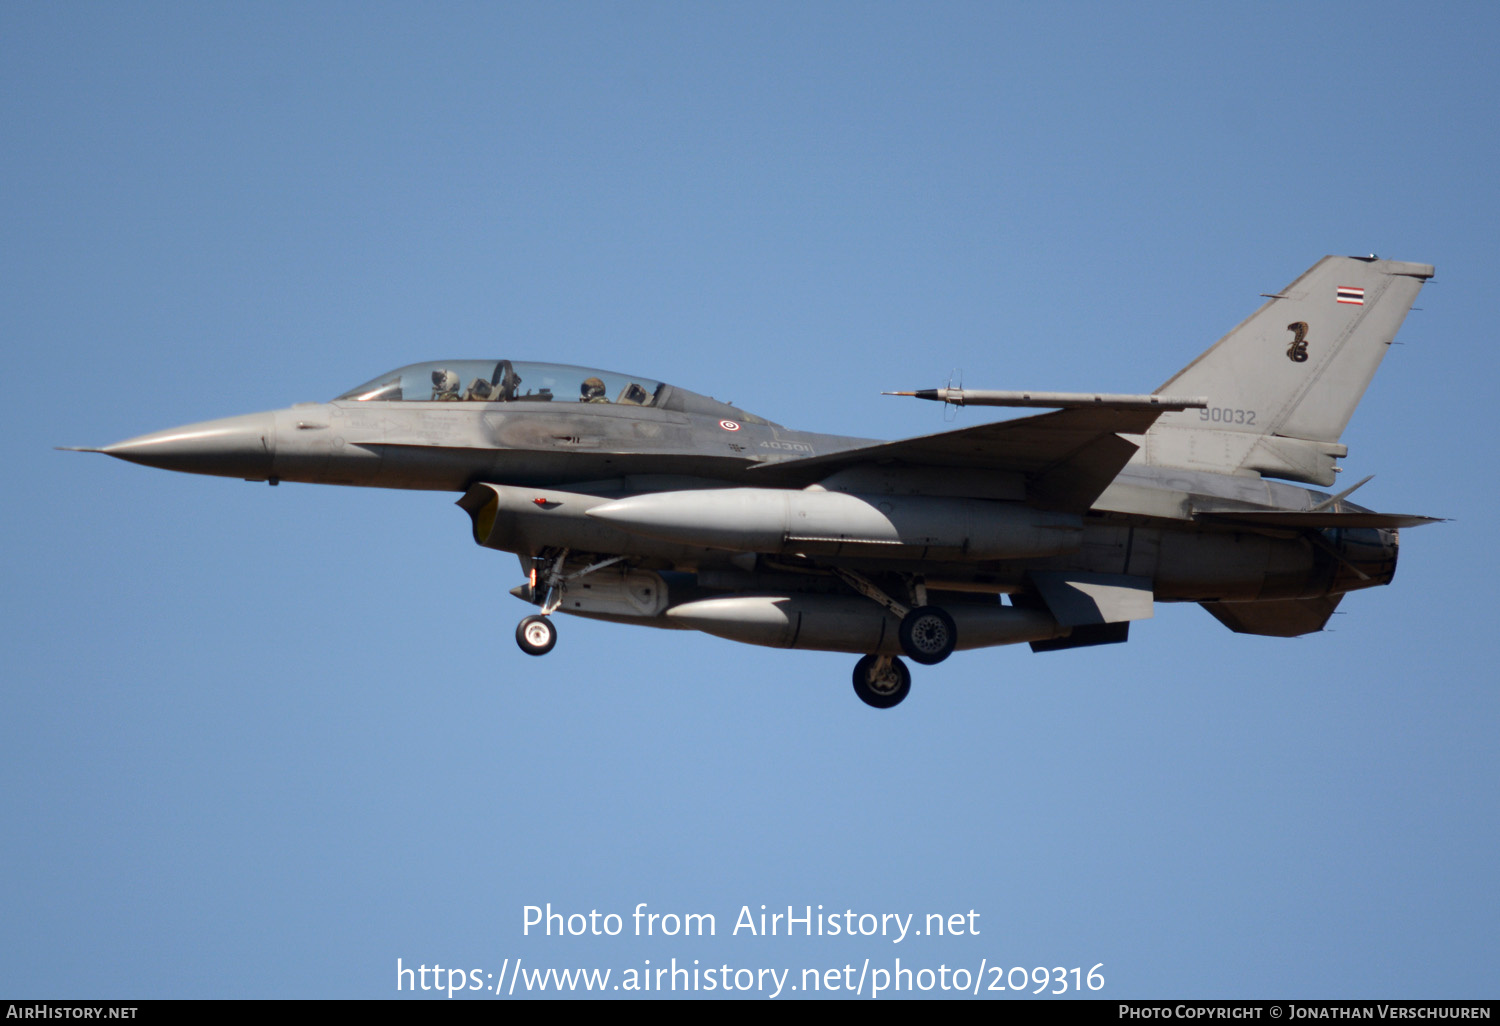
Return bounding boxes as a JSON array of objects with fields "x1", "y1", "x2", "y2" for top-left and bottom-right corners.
[{"x1": 102, "y1": 411, "x2": 277, "y2": 479}]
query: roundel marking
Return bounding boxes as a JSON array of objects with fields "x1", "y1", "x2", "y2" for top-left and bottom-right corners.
[{"x1": 719, "y1": 420, "x2": 741, "y2": 431}]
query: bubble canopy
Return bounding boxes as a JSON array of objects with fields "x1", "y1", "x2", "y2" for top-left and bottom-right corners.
[
  {"x1": 335, "y1": 360, "x2": 664, "y2": 406},
  {"x1": 333, "y1": 359, "x2": 772, "y2": 424}
]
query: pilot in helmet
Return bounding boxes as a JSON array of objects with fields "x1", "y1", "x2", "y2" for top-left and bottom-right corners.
[
  {"x1": 431, "y1": 368, "x2": 461, "y2": 400},
  {"x1": 580, "y1": 377, "x2": 608, "y2": 403}
]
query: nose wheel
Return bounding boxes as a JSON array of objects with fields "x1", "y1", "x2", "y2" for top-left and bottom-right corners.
[
  {"x1": 852, "y1": 654, "x2": 911, "y2": 709},
  {"x1": 516, "y1": 614, "x2": 557, "y2": 656}
]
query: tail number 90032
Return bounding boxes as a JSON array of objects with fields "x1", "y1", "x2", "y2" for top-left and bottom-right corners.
[{"x1": 1199, "y1": 407, "x2": 1256, "y2": 425}]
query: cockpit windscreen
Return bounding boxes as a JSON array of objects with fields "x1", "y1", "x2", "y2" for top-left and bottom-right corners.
[{"x1": 335, "y1": 361, "x2": 664, "y2": 407}]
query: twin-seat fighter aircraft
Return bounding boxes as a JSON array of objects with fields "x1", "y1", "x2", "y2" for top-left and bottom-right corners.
[{"x1": 76, "y1": 256, "x2": 1438, "y2": 707}]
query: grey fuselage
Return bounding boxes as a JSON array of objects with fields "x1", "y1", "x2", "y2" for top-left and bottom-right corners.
[
  {"x1": 100, "y1": 380, "x2": 1394, "y2": 612},
  {"x1": 89, "y1": 253, "x2": 1438, "y2": 679}
]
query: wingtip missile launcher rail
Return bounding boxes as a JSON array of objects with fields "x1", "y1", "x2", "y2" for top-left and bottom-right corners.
[{"x1": 885, "y1": 389, "x2": 1209, "y2": 412}]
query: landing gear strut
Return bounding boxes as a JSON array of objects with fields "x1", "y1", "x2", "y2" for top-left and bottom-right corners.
[
  {"x1": 514, "y1": 549, "x2": 634, "y2": 657},
  {"x1": 829, "y1": 567, "x2": 959, "y2": 666},
  {"x1": 852, "y1": 654, "x2": 911, "y2": 709}
]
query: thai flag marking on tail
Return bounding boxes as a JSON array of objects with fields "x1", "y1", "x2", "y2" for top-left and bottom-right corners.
[{"x1": 1336, "y1": 286, "x2": 1365, "y2": 305}]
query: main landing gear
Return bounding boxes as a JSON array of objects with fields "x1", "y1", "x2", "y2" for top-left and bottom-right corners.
[
  {"x1": 848, "y1": 604, "x2": 955, "y2": 708},
  {"x1": 852, "y1": 654, "x2": 911, "y2": 709},
  {"x1": 832, "y1": 569, "x2": 957, "y2": 706},
  {"x1": 509, "y1": 550, "x2": 959, "y2": 710},
  {"x1": 829, "y1": 568, "x2": 959, "y2": 666},
  {"x1": 898, "y1": 605, "x2": 957, "y2": 665}
]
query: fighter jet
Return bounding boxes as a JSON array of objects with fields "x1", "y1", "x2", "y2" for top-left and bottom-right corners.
[{"x1": 73, "y1": 255, "x2": 1439, "y2": 707}]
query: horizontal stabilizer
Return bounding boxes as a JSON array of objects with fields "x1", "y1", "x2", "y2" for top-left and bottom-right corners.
[{"x1": 1201, "y1": 597, "x2": 1342, "y2": 637}]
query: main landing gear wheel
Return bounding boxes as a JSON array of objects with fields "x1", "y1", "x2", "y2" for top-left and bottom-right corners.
[
  {"x1": 852, "y1": 654, "x2": 911, "y2": 709},
  {"x1": 899, "y1": 605, "x2": 957, "y2": 665},
  {"x1": 516, "y1": 615, "x2": 557, "y2": 656}
]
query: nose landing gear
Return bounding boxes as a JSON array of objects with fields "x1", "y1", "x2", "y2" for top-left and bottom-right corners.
[
  {"x1": 514, "y1": 548, "x2": 570, "y2": 656},
  {"x1": 516, "y1": 614, "x2": 557, "y2": 656}
]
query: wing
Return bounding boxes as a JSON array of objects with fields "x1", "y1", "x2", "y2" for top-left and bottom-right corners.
[{"x1": 750, "y1": 407, "x2": 1167, "y2": 511}]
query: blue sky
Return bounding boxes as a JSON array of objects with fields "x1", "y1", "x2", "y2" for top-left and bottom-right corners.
[{"x1": 3, "y1": 1, "x2": 1497, "y2": 999}]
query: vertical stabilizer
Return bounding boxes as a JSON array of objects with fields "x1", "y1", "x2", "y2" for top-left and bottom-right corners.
[{"x1": 1135, "y1": 256, "x2": 1433, "y2": 485}]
